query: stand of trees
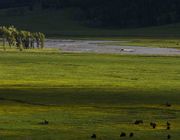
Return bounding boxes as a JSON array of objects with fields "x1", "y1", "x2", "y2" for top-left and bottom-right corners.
[{"x1": 0, "y1": 26, "x2": 45, "y2": 51}]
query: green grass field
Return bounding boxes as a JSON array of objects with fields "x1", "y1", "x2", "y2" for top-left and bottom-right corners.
[
  {"x1": 101, "y1": 39, "x2": 180, "y2": 49},
  {"x1": 0, "y1": 5, "x2": 180, "y2": 140},
  {"x1": 0, "y1": 49, "x2": 180, "y2": 139}
]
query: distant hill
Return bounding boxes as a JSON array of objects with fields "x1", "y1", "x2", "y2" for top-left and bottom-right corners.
[
  {"x1": 0, "y1": 0, "x2": 32, "y2": 9},
  {"x1": 0, "y1": 0, "x2": 180, "y2": 29},
  {"x1": 0, "y1": 8, "x2": 180, "y2": 38}
]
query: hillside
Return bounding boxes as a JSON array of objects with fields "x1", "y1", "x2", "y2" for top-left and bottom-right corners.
[
  {"x1": 1, "y1": 0, "x2": 180, "y2": 28},
  {"x1": 1, "y1": 8, "x2": 180, "y2": 38}
]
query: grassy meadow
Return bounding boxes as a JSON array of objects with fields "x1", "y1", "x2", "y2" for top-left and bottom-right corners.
[
  {"x1": 0, "y1": 7, "x2": 180, "y2": 140},
  {"x1": 0, "y1": 49, "x2": 180, "y2": 139},
  {"x1": 101, "y1": 39, "x2": 180, "y2": 49}
]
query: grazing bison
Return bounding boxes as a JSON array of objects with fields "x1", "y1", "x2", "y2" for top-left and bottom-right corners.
[
  {"x1": 167, "y1": 126, "x2": 171, "y2": 130},
  {"x1": 167, "y1": 134, "x2": 171, "y2": 139},
  {"x1": 91, "y1": 134, "x2": 96, "y2": 139},
  {"x1": 166, "y1": 102, "x2": 172, "y2": 107},
  {"x1": 120, "y1": 132, "x2": 126, "y2": 137},
  {"x1": 167, "y1": 122, "x2": 171, "y2": 130},
  {"x1": 150, "y1": 122, "x2": 157, "y2": 129},
  {"x1": 39, "y1": 120, "x2": 49, "y2": 125},
  {"x1": 134, "y1": 120, "x2": 143, "y2": 125},
  {"x1": 129, "y1": 132, "x2": 134, "y2": 138},
  {"x1": 44, "y1": 120, "x2": 49, "y2": 125},
  {"x1": 167, "y1": 122, "x2": 171, "y2": 126}
]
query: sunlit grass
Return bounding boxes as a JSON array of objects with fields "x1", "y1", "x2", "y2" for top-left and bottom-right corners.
[
  {"x1": 0, "y1": 51, "x2": 180, "y2": 139},
  {"x1": 0, "y1": 45, "x2": 59, "y2": 53},
  {"x1": 101, "y1": 39, "x2": 180, "y2": 49},
  {"x1": 0, "y1": 102, "x2": 179, "y2": 140}
]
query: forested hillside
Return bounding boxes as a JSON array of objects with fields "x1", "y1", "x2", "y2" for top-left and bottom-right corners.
[{"x1": 0, "y1": 0, "x2": 180, "y2": 28}]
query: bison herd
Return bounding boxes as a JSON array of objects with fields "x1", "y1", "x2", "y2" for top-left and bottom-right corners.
[
  {"x1": 38, "y1": 119, "x2": 172, "y2": 139},
  {"x1": 39, "y1": 102, "x2": 173, "y2": 140},
  {"x1": 90, "y1": 120, "x2": 172, "y2": 139}
]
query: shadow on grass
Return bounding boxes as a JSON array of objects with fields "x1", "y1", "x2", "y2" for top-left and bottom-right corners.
[{"x1": 0, "y1": 87, "x2": 179, "y2": 106}]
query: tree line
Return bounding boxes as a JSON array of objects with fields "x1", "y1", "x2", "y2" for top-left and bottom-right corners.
[
  {"x1": 0, "y1": 26, "x2": 45, "y2": 51},
  {"x1": 0, "y1": 0, "x2": 180, "y2": 28}
]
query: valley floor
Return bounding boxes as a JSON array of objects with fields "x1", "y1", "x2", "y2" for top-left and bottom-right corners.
[
  {"x1": 1, "y1": 6, "x2": 180, "y2": 140},
  {"x1": 0, "y1": 50, "x2": 180, "y2": 139},
  {"x1": 45, "y1": 39, "x2": 180, "y2": 55}
]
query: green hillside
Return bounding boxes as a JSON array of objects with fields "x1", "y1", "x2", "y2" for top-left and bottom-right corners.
[{"x1": 1, "y1": 8, "x2": 180, "y2": 38}]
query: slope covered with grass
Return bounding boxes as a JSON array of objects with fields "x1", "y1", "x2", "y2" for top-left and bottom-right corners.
[{"x1": 1, "y1": 8, "x2": 180, "y2": 38}]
